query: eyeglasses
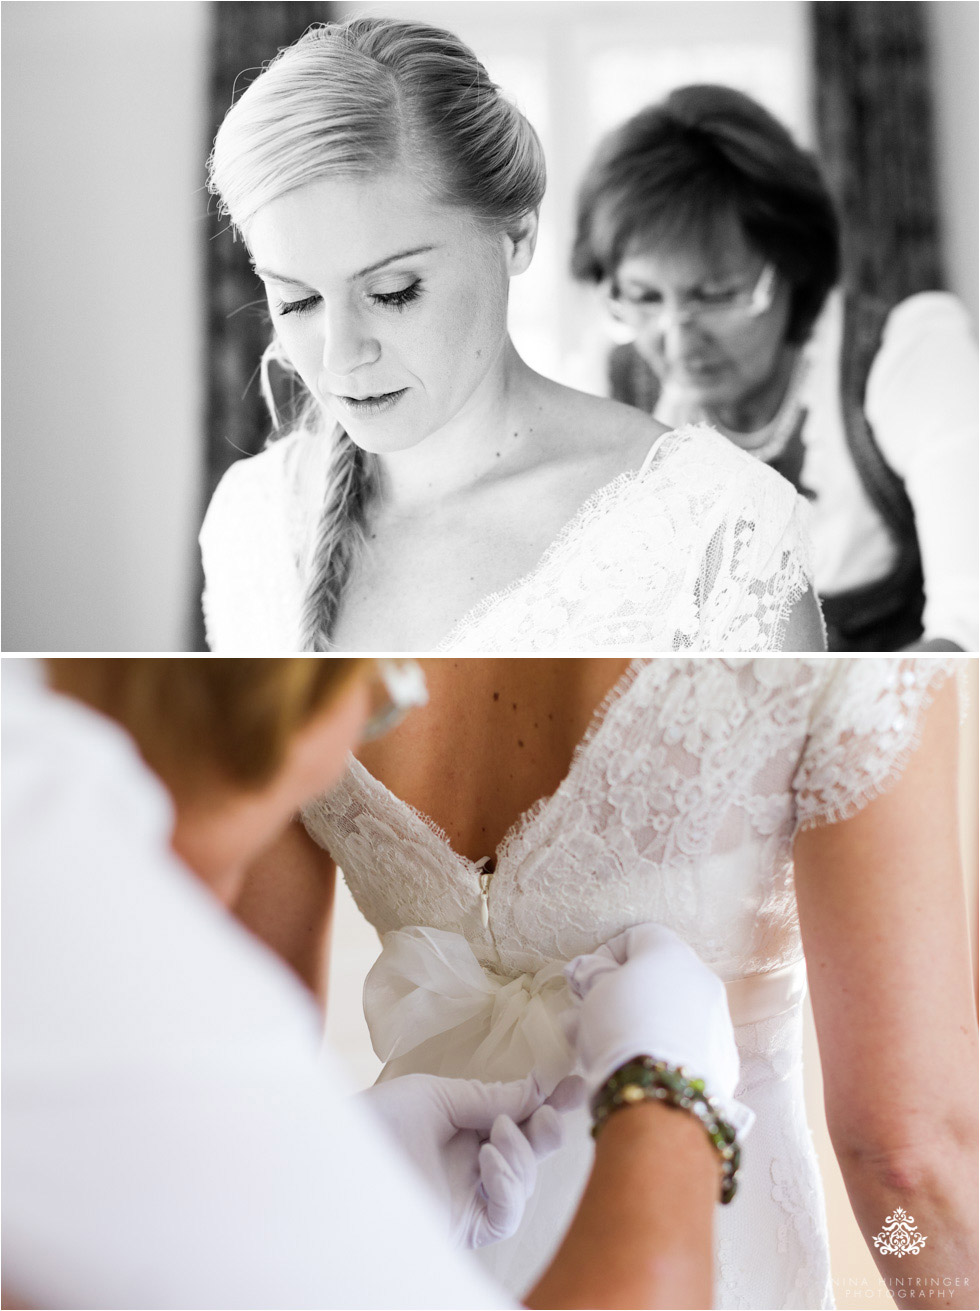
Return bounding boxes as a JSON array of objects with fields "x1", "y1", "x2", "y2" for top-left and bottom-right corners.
[
  {"x1": 362, "y1": 659, "x2": 429, "y2": 742},
  {"x1": 604, "y1": 263, "x2": 777, "y2": 337}
]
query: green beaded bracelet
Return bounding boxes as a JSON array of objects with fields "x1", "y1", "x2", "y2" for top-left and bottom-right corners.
[{"x1": 590, "y1": 1055, "x2": 741, "y2": 1204}]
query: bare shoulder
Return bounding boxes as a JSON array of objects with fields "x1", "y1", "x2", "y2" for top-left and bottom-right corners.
[{"x1": 539, "y1": 379, "x2": 669, "y2": 476}]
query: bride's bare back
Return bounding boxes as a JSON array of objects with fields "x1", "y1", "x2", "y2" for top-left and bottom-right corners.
[{"x1": 356, "y1": 657, "x2": 633, "y2": 861}]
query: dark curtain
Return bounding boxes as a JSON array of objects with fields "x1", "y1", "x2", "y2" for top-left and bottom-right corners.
[
  {"x1": 811, "y1": 1, "x2": 945, "y2": 304},
  {"x1": 192, "y1": 1, "x2": 335, "y2": 648}
]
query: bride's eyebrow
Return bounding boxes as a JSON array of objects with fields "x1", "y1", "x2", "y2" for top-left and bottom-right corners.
[
  {"x1": 353, "y1": 244, "x2": 440, "y2": 278},
  {"x1": 252, "y1": 244, "x2": 440, "y2": 287}
]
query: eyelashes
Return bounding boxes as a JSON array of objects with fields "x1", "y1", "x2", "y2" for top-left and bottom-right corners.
[
  {"x1": 276, "y1": 293, "x2": 320, "y2": 317},
  {"x1": 275, "y1": 280, "x2": 423, "y2": 318},
  {"x1": 374, "y1": 281, "x2": 422, "y2": 311}
]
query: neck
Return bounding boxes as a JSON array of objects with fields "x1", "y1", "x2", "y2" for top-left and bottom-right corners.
[
  {"x1": 170, "y1": 796, "x2": 251, "y2": 907},
  {"x1": 707, "y1": 345, "x2": 799, "y2": 433},
  {"x1": 375, "y1": 339, "x2": 544, "y2": 510}
]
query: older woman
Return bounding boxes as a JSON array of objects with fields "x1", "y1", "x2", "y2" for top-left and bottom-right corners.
[{"x1": 572, "y1": 84, "x2": 978, "y2": 652}]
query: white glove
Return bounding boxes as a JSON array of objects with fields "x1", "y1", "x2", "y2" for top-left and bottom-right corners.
[
  {"x1": 359, "y1": 1072, "x2": 580, "y2": 1249},
  {"x1": 564, "y1": 923, "x2": 752, "y2": 1136}
]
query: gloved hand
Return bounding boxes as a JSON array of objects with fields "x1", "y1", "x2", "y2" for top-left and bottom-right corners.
[
  {"x1": 564, "y1": 923, "x2": 752, "y2": 1136},
  {"x1": 359, "y1": 1072, "x2": 581, "y2": 1249}
]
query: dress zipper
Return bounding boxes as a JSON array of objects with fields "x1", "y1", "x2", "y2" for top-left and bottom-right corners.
[{"x1": 476, "y1": 856, "x2": 496, "y2": 929}]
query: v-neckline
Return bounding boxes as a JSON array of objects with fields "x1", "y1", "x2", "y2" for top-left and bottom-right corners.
[
  {"x1": 347, "y1": 658, "x2": 652, "y2": 875},
  {"x1": 435, "y1": 427, "x2": 685, "y2": 651}
]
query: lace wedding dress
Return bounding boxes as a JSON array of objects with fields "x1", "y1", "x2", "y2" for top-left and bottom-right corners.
[
  {"x1": 301, "y1": 658, "x2": 956, "y2": 1309},
  {"x1": 201, "y1": 424, "x2": 816, "y2": 651}
]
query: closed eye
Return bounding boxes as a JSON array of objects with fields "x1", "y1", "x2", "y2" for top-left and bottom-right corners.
[
  {"x1": 616, "y1": 285, "x2": 663, "y2": 306},
  {"x1": 275, "y1": 280, "x2": 423, "y2": 318},
  {"x1": 696, "y1": 288, "x2": 742, "y2": 306},
  {"x1": 276, "y1": 293, "x2": 320, "y2": 317},
  {"x1": 371, "y1": 280, "x2": 422, "y2": 310}
]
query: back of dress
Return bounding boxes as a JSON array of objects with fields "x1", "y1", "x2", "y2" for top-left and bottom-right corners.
[{"x1": 303, "y1": 658, "x2": 954, "y2": 1308}]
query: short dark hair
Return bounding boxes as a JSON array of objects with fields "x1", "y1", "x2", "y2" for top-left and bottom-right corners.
[{"x1": 571, "y1": 85, "x2": 841, "y2": 345}]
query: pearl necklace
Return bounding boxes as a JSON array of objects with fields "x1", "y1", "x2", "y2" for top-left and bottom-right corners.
[{"x1": 701, "y1": 352, "x2": 810, "y2": 464}]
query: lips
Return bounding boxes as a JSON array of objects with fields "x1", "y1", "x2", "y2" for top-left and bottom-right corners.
[
  {"x1": 676, "y1": 359, "x2": 722, "y2": 375},
  {"x1": 332, "y1": 388, "x2": 409, "y2": 416}
]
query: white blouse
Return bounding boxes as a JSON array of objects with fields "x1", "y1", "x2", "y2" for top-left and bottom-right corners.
[
  {"x1": 656, "y1": 291, "x2": 979, "y2": 649},
  {"x1": 2, "y1": 662, "x2": 512, "y2": 1311}
]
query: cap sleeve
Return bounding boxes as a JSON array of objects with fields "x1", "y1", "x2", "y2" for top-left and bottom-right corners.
[
  {"x1": 794, "y1": 658, "x2": 959, "y2": 830},
  {"x1": 679, "y1": 427, "x2": 815, "y2": 650}
]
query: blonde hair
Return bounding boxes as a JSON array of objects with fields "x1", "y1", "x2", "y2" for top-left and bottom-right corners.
[
  {"x1": 207, "y1": 17, "x2": 546, "y2": 649},
  {"x1": 46, "y1": 658, "x2": 368, "y2": 797}
]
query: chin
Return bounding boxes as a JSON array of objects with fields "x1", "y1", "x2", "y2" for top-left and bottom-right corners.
[
  {"x1": 346, "y1": 431, "x2": 430, "y2": 457},
  {"x1": 339, "y1": 417, "x2": 433, "y2": 457},
  {"x1": 670, "y1": 375, "x2": 733, "y2": 408},
  {"x1": 695, "y1": 383, "x2": 734, "y2": 408},
  {"x1": 320, "y1": 391, "x2": 425, "y2": 455}
]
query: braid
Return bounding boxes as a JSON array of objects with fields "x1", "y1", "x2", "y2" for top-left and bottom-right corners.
[
  {"x1": 260, "y1": 345, "x2": 375, "y2": 650},
  {"x1": 299, "y1": 429, "x2": 376, "y2": 650}
]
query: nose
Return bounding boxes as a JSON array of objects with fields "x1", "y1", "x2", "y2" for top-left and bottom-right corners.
[
  {"x1": 641, "y1": 297, "x2": 702, "y2": 359},
  {"x1": 319, "y1": 299, "x2": 381, "y2": 385}
]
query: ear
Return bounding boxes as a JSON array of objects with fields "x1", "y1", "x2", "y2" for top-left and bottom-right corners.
[{"x1": 504, "y1": 211, "x2": 538, "y2": 277}]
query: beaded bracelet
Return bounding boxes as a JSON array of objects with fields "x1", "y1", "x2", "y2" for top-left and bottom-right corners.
[{"x1": 590, "y1": 1055, "x2": 741, "y2": 1204}]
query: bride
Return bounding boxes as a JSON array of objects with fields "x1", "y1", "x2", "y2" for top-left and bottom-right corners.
[
  {"x1": 200, "y1": 17, "x2": 825, "y2": 653},
  {"x1": 234, "y1": 657, "x2": 978, "y2": 1309}
]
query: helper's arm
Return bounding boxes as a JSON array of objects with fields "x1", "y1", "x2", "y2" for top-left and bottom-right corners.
[
  {"x1": 232, "y1": 819, "x2": 337, "y2": 1008},
  {"x1": 526, "y1": 1100, "x2": 717, "y2": 1310}
]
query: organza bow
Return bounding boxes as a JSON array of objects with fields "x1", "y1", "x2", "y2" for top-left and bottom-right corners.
[{"x1": 364, "y1": 926, "x2": 576, "y2": 1094}]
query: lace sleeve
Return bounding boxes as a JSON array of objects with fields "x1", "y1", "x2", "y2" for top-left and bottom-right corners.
[
  {"x1": 199, "y1": 442, "x2": 304, "y2": 652},
  {"x1": 691, "y1": 436, "x2": 815, "y2": 650},
  {"x1": 794, "y1": 658, "x2": 958, "y2": 830}
]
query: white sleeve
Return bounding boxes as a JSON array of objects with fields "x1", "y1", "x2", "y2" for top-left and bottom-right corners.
[
  {"x1": 864, "y1": 294, "x2": 979, "y2": 649},
  {"x1": 692, "y1": 432, "x2": 817, "y2": 650},
  {"x1": 199, "y1": 441, "x2": 305, "y2": 653},
  {"x1": 1, "y1": 675, "x2": 515, "y2": 1311},
  {"x1": 792, "y1": 657, "x2": 958, "y2": 831}
]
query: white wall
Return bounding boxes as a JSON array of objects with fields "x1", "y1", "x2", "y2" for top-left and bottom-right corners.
[
  {"x1": 1, "y1": 1, "x2": 208, "y2": 651},
  {"x1": 927, "y1": 1, "x2": 980, "y2": 325}
]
